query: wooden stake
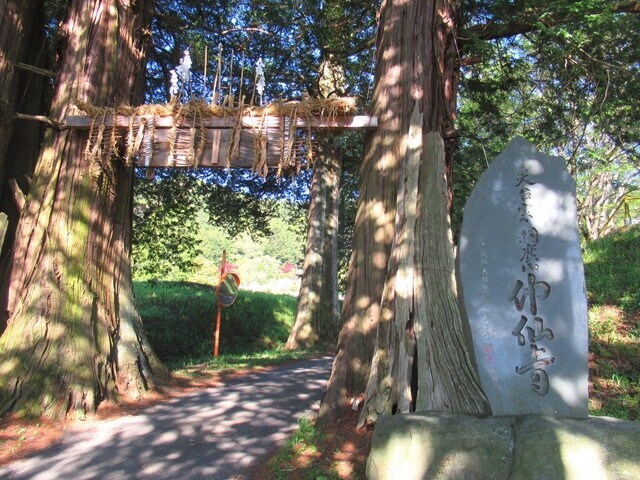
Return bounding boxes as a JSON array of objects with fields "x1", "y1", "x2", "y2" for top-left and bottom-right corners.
[
  {"x1": 227, "y1": 49, "x2": 234, "y2": 108},
  {"x1": 238, "y1": 50, "x2": 245, "y2": 106},
  {"x1": 203, "y1": 45, "x2": 208, "y2": 101},
  {"x1": 212, "y1": 43, "x2": 222, "y2": 105},
  {"x1": 214, "y1": 249, "x2": 227, "y2": 358}
]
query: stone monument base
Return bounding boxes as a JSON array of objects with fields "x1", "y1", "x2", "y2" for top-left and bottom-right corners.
[{"x1": 367, "y1": 413, "x2": 640, "y2": 480}]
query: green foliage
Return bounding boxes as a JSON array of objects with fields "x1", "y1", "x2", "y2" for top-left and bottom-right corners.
[
  {"x1": 263, "y1": 217, "x2": 305, "y2": 265},
  {"x1": 133, "y1": 170, "x2": 205, "y2": 277},
  {"x1": 203, "y1": 179, "x2": 273, "y2": 239},
  {"x1": 148, "y1": 0, "x2": 375, "y2": 102},
  {"x1": 584, "y1": 226, "x2": 640, "y2": 421},
  {"x1": 583, "y1": 226, "x2": 640, "y2": 313},
  {"x1": 454, "y1": 1, "x2": 640, "y2": 240},
  {"x1": 133, "y1": 169, "x2": 309, "y2": 285},
  {"x1": 134, "y1": 280, "x2": 298, "y2": 361}
]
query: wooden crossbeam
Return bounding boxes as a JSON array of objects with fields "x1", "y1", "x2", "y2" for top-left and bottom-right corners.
[
  {"x1": 64, "y1": 115, "x2": 378, "y2": 131},
  {"x1": 65, "y1": 114, "x2": 377, "y2": 169}
]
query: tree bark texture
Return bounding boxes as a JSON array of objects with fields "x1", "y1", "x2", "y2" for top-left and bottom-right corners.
[
  {"x1": 286, "y1": 136, "x2": 342, "y2": 350},
  {"x1": 319, "y1": 0, "x2": 490, "y2": 426},
  {"x1": 0, "y1": 0, "x2": 167, "y2": 420},
  {"x1": 0, "y1": 0, "x2": 47, "y2": 331},
  {"x1": 0, "y1": 0, "x2": 42, "y2": 187}
]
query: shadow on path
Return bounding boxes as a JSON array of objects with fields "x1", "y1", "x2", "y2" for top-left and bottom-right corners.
[{"x1": 0, "y1": 356, "x2": 334, "y2": 480}]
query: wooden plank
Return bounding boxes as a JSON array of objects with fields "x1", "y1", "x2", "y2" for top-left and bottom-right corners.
[
  {"x1": 64, "y1": 114, "x2": 378, "y2": 130},
  {"x1": 145, "y1": 127, "x2": 284, "y2": 169},
  {"x1": 211, "y1": 130, "x2": 221, "y2": 166}
]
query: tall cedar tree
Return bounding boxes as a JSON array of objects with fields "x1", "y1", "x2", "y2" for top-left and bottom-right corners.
[
  {"x1": 286, "y1": 136, "x2": 342, "y2": 349},
  {"x1": 0, "y1": 0, "x2": 168, "y2": 420},
  {"x1": 318, "y1": 0, "x2": 491, "y2": 426}
]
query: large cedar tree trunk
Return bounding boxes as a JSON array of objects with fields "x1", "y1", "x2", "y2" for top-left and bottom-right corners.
[
  {"x1": 0, "y1": 0, "x2": 168, "y2": 420},
  {"x1": 286, "y1": 136, "x2": 342, "y2": 349},
  {"x1": 0, "y1": 0, "x2": 47, "y2": 317},
  {"x1": 318, "y1": 0, "x2": 490, "y2": 426}
]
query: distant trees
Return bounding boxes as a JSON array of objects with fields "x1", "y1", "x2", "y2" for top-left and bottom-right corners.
[
  {"x1": 453, "y1": 0, "x2": 640, "y2": 241},
  {"x1": 133, "y1": 170, "x2": 205, "y2": 276}
]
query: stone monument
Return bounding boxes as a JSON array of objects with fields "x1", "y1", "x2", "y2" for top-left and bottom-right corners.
[{"x1": 459, "y1": 136, "x2": 588, "y2": 417}]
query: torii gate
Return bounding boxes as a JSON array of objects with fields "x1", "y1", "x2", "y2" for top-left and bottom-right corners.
[
  {"x1": 64, "y1": 99, "x2": 377, "y2": 173},
  {"x1": 63, "y1": 97, "x2": 378, "y2": 352}
]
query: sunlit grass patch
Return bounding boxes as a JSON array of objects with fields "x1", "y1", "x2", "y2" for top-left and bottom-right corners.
[
  {"x1": 167, "y1": 346, "x2": 322, "y2": 375},
  {"x1": 585, "y1": 227, "x2": 640, "y2": 421}
]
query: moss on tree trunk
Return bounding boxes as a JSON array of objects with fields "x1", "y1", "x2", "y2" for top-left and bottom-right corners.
[{"x1": 0, "y1": 0, "x2": 167, "y2": 420}]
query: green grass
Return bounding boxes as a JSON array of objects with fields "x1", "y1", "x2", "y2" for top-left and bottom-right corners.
[
  {"x1": 134, "y1": 280, "x2": 299, "y2": 361},
  {"x1": 287, "y1": 417, "x2": 324, "y2": 451},
  {"x1": 265, "y1": 417, "x2": 342, "y2": 480},
  {"x1": 167, "y1": 347, "x2": 321, "y2": 374},
  {"x1": 584, "y1": 226, "x2": 640, "y2": 421},
  {"x1": 583, "y1": 226, "x2": 640, "y2": 313}
]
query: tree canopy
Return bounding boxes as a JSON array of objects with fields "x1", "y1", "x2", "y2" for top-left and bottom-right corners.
[{"x1": 137, "y1": 0, "x2": 639, "y2": 275}]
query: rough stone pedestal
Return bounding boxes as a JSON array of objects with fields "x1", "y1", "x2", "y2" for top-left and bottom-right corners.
[{"x1": 367, "y1": 413, "x2": 640, "y2": 480}]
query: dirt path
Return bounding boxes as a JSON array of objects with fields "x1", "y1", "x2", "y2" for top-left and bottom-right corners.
[{"x1": 0, "y1": 356, "x2": 333, "y2": 480}]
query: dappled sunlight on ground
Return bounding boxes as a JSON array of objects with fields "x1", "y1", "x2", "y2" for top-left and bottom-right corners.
[
  {"x1": 0, "y1": 359, "x2": 322, "y2": 468},
  {"x1": 251, "y1": 411, "x2": 372, "y2": 480}
]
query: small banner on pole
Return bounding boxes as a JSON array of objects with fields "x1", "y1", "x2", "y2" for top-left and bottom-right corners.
[{"x1": 213, "y1": 250, "x2": 240, "y2": 357}]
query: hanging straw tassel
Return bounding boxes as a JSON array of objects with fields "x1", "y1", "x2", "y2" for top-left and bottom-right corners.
[
  {"x1": 188, "y1": 111, "x2": 197, "y2": 166},
  {"x1": 251, "y1": 107, "x2": 269, "y2": 177},
  {"x1": 125, "y1": 115, "x2": 136, "y2": 162},
  {"x1": 283, "y1": 104, "x2": 297, "y2": 169},
  {"x1": 168, "y1": 104, "x2": 185, "y2": 166},
  {"x1": 226, "y1": 104, "x2": 243, "y2": 168},
  {"x1": 85, "y1": 109, "x2": 108, "y2": 166},
  {"x1": 194, "y1": 107, "x2": 206, "y2": 168}
]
